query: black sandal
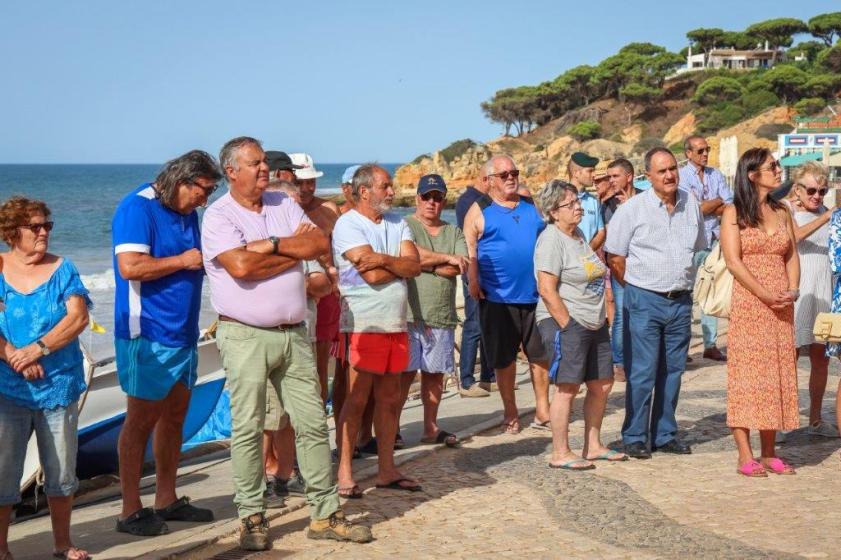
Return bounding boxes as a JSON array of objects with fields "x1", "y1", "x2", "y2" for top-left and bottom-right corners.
[
  {"x1": 154, "y1": 496, "x2": 214, "y2": 522},
  {"x1": 115, "y1": 507, "x2": 169, "y2": 536},
  {"x1": 421, "y1": 430, "x2": 459, "y2": 448},
  {"x1": 338, "y1": 484, "x2": 364, "y2": 499}
]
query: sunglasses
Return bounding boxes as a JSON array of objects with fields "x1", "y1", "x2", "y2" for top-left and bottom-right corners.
[
  {"x1": 758, "y1": 161, "x2": 782, "y2": 172},
  {"x1": 694, "y1": 147, "x2": 711, "y2": 155},
  {"x1": 489, "y1": 170, "x2": 520, "y2": 180},
  {"x1": 19, "y1": 221, "x2": 54, "y2": 234},
  {"x1": 420, "y1": 192, "x2": 445, "y2": 203},
  {"x1": 801, "y1": 186, "x2": 828, "y2": 197},
  {"x1": 190, "y1": 181, "x2": 219, "y2": 195}
]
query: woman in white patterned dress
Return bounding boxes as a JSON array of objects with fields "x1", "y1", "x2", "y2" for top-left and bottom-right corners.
[{"x1": 790, "y1": 162, "x2": 837, "y2": 437}]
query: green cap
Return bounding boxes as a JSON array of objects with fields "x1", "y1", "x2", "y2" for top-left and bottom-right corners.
[{"x1": 571, "y1": 152, "x2": 599, "y2": 168}]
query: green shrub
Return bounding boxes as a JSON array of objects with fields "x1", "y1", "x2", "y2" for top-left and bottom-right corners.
[
  {"x1": 693, "y1": 77, "x2": 744, "y2": 106},
  {"x1": 633, "y1": 137, "x2": 666, "y2": 155},
  {"x1": 411, "y1": 153, "x2": 431, "y2": 164},
  {"x1": 439, "y1": 139, "x2": 476, "y2": 163},
  {"x1": 696, "y1": 103, "x2": 748, "y2": 134},
  {"x1": 741, "y1": 89, "x2": 781, "y2": 116},
  {"x1": 568, "y1": 120, "x2": 601, "y2": 141},
  {"x1": 794, "y1": 97, "x2": 827, "y2": 116}
]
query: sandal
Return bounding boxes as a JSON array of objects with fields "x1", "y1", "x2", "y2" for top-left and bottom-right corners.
[
  {"x1": 394, "y1": 432, "x2": 405, "y2": 450},
  {"x1": 375, "y1": 478, "x2": 422, "y2": 492},
  {"x1": 115, "y1": 507, "x2": 169, "y2": 536},
  {"x1": 549, "y1": 459, "x2": 595, "y2": 471},
  {"x1": 52, "y1": 547, "x2": 90, "y2": 560},
  {"x1": 357, "y1": 437, "x2": 378, "y2": 455},
  {"x1": 501, "y1": 419, "x2": 520, "y2": 435},
  {"x1": 338, "y1": 485, "x2": 364, "y2": 499},
  {"x1": 586, "y1": 449, "x2": 629, "y2": 462},
  {"x1": 420, "y1": 430, "x2": 459, "y2": 448},
  {"x1": 763, "y1": 457, "x2": 796, "y2": 475},
  {"x1": 154, "y1": 496, "x2": 214, "y2": 522},
  {"x1": 737, "y1": 460, "x2": 768, "y2": 477},
  {"x1": 528, "y1": 420, "x2": 551, "y2": 432}
]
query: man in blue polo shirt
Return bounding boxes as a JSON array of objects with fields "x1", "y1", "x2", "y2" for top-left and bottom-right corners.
[
  {"x1": 111, "y1": 150, "x2": 222, "y2": 537},
  {"x1": 567, "y1": 152, "x2": 605, "y2": 251}
]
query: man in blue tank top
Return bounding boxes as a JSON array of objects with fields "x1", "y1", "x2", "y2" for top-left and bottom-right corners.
[{"x1": 463, "y1": 155, "x2": 551, "y2": 434}]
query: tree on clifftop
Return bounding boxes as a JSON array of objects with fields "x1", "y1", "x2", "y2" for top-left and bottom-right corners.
[
  {"x1": 693, "y1": 77, "x2": 744, "y2": 105},
  {"x1": 818, "y1": 44, "x2": 841, "y2": 73},
  {"x1": 745, "y1": 18, "x2": 808, "y2": 51},
  {"x1": 718, "y1": 31, "x2": 759, "y2": 50},
  {"x1": 808, "y1": 12, "x2": 841, "y2": 46},
  {"x1": 760, "y1": 65, "x2": 808, "y2": 103},
  {"x1": 686, "y1": 28, "x2": 725, "y2": 60}
]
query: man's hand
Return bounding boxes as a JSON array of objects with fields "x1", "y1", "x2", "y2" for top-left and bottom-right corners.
[
  {"x1": 293, "y1": 223, "x2": 318, "y2": 236},
  {"x1": 21, "y1": 362, "x2": 45, "y2": 381},
  {"x1": 9, "y1": 343, "x2": 41, "y2": 372},
  {"x1": 448, "y1": 255, "x2": 469, "y2": 275},
  {"x1": 354, "y1": 252, "x2": 385, "y2": 273},
  {"x1": 178, "y1": 248, "x2": 203, "y2": 270},
  {"x1": 468, "y1": 280, "x2": 485, "y2": 300}
]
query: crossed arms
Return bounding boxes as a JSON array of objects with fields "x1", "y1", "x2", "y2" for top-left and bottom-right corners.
[{"x1": 343, "y1": 241, "x2": 420, "y2": 284}]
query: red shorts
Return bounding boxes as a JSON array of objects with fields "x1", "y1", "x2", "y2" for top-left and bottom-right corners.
[
  {"x1": 338, "y1": 332, "x2": 409, "y2": 374},
  {"x1": 316, "y1": 293, "x2": 341, "y2": 343}
]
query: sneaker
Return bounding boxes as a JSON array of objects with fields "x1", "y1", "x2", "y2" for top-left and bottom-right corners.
[
  {"x1": 807, "y1": 420, "x2": 841, "y2": 438},
  {"x1": 275, "y1": 471, "x2": 306, "y2": 497},
  {"x1": 307, "y1": 510, "x2": 372, "y2": 543},
  {"x1": 478, "y1": 381, "x2": 499, "y2": 392},
  {"x1": 239, "y1": 513, "x2": 270, "y2": 551},
  {"x1": 458, "y1": 384, "x2": 490, "y2": 398},
  {"x1": 264, "y1": 477, "x2": 287, "y2": 509}
]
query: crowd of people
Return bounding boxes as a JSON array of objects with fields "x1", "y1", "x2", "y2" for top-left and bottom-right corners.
[{"x1": 0, "y1": 133, "x2": 839, "y2": 557}]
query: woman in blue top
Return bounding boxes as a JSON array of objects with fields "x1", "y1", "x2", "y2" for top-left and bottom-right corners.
[{"x1": 0, "y1": 197, "x2": 91, "y2": 560}]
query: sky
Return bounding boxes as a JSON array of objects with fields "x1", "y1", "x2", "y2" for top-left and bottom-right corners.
[{"x1": 0, "y1": 1, "x2": 832, "y2": 164}]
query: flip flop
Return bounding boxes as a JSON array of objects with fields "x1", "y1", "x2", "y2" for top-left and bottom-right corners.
[
  {"x1": 501, "y1": 420, "x2": 520, "y2": 435},
  {"x1": 52, "y1": 547, "x2": 90, "y2": 560},
  {"x1": 375, "y1": 478, "x2": 423, "y2": 492},
  {"x1": 338, "y1": 485, "x2": 364, "y2": 499},
  {"x1": 549, "y1": 459, "x2": 595, "y2": 471},
  {"x1": 420, "y1": 430, "x2": 459, "y2": 448},
  {"x1": 737, "y1": 459, "x2": 768, "y2": 478},
  {"x1": 586, "y1": 449, "x2": 629, "y2": 462},
  {"x1": 763, "y1": 457, "x2": 796, "y2": 475},
  {"x1": 528, "y1": 420, "x2": 552, "y2": 432}
]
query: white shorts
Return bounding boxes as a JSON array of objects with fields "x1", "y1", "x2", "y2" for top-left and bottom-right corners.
[{"x1": 407, "y1": 323, "x2": 455, "y2": 374}]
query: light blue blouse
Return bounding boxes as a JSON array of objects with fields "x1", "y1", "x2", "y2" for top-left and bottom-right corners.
[{"x1": 0, "y1": 259, "x2": 90, "y2": 410}]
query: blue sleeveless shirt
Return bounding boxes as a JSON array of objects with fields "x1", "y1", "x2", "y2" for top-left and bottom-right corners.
[{"x1": 477, "y1": 196, "x2": 545, "y2": 304}]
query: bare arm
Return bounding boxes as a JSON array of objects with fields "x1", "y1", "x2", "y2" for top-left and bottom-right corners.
[
  {"x1": 344, "y1": 240, "x2": 421, "y2": 285},
  {"x1": 537, "y1": 271, "x2": 571, "y2": 328},
  {"x1": 793, "y1": 210, "x2": 831, "y2": 242},
  {"x1": 216, "y1": 228, "x2": 329, "y2": 282},
  {"x1": 306, "y1": 272, "x2": 333, "y2": 300},
  {"x1": 7, "y1": 295, "x2": 90, "y2": 373},
  {"x1": 463, "y1": 203, "x2": 485, "y2": 299},
  {"x1": 606, "y1": 254, "x2": 626, "y2": 286},
  {"x1": 117, "y1": 248, "x2": 202, "y2": 282},
  {"x1": 700, "y1": 198, "x2": 724, "y2": 216},
  {"x1": 589, "y1": 228, "x2": 606, "y2": 252},
  {"x1": 782, "y1": 210, "x2": 800, "y2": 292}
]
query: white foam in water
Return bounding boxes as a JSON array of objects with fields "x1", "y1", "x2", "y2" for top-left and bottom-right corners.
[{"x1": 80, "y1": 269, "x2": 116, "y2": 291}]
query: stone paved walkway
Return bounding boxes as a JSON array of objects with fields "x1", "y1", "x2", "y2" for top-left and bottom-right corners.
[{"x1": 183, "y1": 351, "x2": 841, "y2": 560}]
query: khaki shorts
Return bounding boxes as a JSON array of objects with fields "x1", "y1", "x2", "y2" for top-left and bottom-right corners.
[{"x1": 264, "y1": 381, "x2": 289, "y2": 431}]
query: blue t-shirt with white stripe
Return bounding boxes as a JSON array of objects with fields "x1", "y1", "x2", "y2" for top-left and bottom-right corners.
[{"x1": 111, "y1": 183, "x2": 203, "y2": 348}]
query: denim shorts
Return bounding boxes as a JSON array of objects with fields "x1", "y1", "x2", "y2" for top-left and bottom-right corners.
[
  {"x1": 0, "y1": 395, "x2": 79, "y2": 505},
  {"x1": 115, "y1": 336, "x2": 198, "y2": 401}
]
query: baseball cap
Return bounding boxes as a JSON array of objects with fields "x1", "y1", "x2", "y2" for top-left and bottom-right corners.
[
  {"x1": 417, "y1": 174, "x2": 447, "y2": 195},
  {"x1": 290, "y1": 153, "x2": 324, "y2": 180},
  {"x1": 341, "y1": 164, "x2": 361, "y2": 185},
  {"x1": 571, "y1": 152, "x2": 599, "y2": 168},
  {"x1": 266, "y1": 151, "x2": 302, "y2": 172}
]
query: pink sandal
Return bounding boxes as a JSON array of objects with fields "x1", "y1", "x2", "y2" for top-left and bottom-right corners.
[
  {"x1": 737, "y1": 459, "x2": 768, "y2": 477},
  {"x1": 763, "y1": 457, "x2": 796, "y2": 475}
]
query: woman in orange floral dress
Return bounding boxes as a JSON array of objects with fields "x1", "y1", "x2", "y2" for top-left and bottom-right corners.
[{"x1": 721, "y1": 147, "x2": 800, "y2": 477}]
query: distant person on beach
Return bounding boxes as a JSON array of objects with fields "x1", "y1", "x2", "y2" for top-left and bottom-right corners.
[
  {"x1": 0, "y1": 197, "x2": 91, "y2": 560},
  {"x1": 398, "y1": 174, "x2": 467, "y2": 448},
  {"x1": 679, "y1": 135, "x2": 731, "y2": 362},
  {"x1": 266, "y1": 150, "x2": 302, "y2": 184},
  {"x1": 567, "y1": 152, "x2": 605, "y2": 251},
  {"x1": 602, "y1": 158, "x2": 642, "y2": 383},
  {"x1": 111, "y1": 150, "x2": 221, "y2": 537},
  {"x1": 534, "y1": 181, "x2": 627, "y2": 470},
  {"x1": 332, "y1": 164, "x2": 422, "y2": 498},
  {"x1": 605, "y1": 147, "x2": 705, "y2": 460},
  {"x1": 203, "y1": 137, "x2": 371, "y2": 550},
  {"x1": 454, "y1": 168, "x2": 495, "y2": 397},
  {"x1": 463, "y1": 154, "x2": 551, "y2": 434},
  {"x1": 339, "y1": 164, "x2": 361, "y2": 214}
]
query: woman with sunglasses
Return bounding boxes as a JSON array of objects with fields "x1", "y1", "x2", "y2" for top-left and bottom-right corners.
[
  {"x1": 721, "y1": 148, "x2": 800, "y2": 477},
  {"x1": 789, "y1": 162, "x2": 838, "y2": 438},
  {"x1": 0, "y1": 197, "x2": 91, "y2": 560}
]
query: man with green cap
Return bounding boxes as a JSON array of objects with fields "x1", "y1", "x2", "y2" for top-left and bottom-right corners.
[{"x1": 567, "y1": 152, "x2": 606, "y2": 251}]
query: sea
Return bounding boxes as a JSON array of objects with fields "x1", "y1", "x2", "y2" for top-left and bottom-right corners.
[{"x1": 0, "y1": 163, "x2": 456, "y2": 360}]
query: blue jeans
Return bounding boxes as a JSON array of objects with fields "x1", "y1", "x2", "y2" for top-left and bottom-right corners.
[
  {"x1": 693, "y1": 248, "x2": 719, "y2": 349},
  {"x1": 0, "y1": 395, "x2": 79, "y2": 505},
  {"x1": 622, "y1": 284, "x2": 692, "y2": 447},
  {"x1": 610, "y1": 275, "x2": 625, "y2": 366},
  {"x1": 459, "y1": 280, "x2": 495, "y2": 388}
]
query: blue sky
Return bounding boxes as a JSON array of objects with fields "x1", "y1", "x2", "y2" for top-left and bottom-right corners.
[{"x1": 0, "y1": 1, "x2": 830, "y2": 164}]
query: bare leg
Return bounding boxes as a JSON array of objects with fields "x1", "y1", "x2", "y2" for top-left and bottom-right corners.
[
  {"x1": 48, "y1": 495, "x2": 88, "y2": 558},
  {"x1": 759, "y1": 430, "x2": 778, "y2": 460},
  {"x1": 372, "y1": 374, "x2": 418, "y2": 487},
  {"x1": 332, "y1": 358, "x2": 347, "y2": 451},
  {"x1": 529, "y1": 360, "x2": 551, "y2": 424},
  {"x1": 396, "y1": 371, "x2": 416, "y2": 426},
  {"x1": 316, "y1": 341, "x2": 331, "y2": 405},
  {"x1": 152, "y1": 383, "x2": 190, "y2": 510},
  {"x1": 336, "y1": 367, "x2": 374, "y2": 490},
  {"x1": 263, "y1": 431, "x2": 277, "y2": 476},
  {"x1": 359, "y1": 388, "x2": 376, "y2": 445},
  {"x1": 581, "y1": 379, "x2": 615, "y2": 458},
  {"x1": 271, "y1": 422, "x2": 296, "y2": 480},
  {"x1": 0, "y1": 505, "x2": 12, "y2": 556},
  {"x1": 808, "y1": 343, "x2": 830, "y2": 425},
  {"x1": 118, "y1": 396, "x2": 164, "y2": 518},
  {"x1": 496, "y1": 361, "x2": 519, "y2": 431},
  {"x1": 421, "y1": 373, "x2": 445, "y2": 438},
  {"x1": 549, "y1": 384, "x2": 587, "y2": 466},
  {"x1": 732, "y1": 427, "x2": 754, "y2": 467}
]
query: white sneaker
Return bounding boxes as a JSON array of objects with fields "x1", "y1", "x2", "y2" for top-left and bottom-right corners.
[{"x1": 807, "y1": 421, "x2": 841, "y2": 438}]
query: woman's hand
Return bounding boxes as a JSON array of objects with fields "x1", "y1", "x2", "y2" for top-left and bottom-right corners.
[
  {"x1": 21, "y1": 362, "x2": 45, "y2": 381},
  {"x1": 759, "y1": 290, "x2": 793, "y2": 310},
  {"x1": 8, "y1": 343, "x2": 42, "y2": 372}
]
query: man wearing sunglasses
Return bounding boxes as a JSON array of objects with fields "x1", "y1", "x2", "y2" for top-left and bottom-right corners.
[{"x1": 678, "y1": 135, "x2": 732, "y2": 362}]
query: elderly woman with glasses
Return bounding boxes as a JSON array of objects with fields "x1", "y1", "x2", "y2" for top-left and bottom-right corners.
[
  {"x1": 0, "y1": 197, "x2": 91, "y2": 560},
  {"x1": 534, "y1": 180, "x2": 625, "y2": 471}
]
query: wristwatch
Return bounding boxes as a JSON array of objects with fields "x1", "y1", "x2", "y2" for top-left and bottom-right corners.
[
  {"x1": 269, "y1": 236, "x2": 279, "y2": 255},
  {"x1": 36, "y1": 339, "x2": 51, "y2": 356}
]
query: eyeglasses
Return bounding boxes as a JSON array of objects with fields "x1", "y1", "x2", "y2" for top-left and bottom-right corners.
[
  {"x1": 189, "y1": 181, "x2": 219, "y2": 195},
  {"x1": 555, "y1": 200, "x2": 582, "y2": 210},
  {"x1": 800, "y1": 185, "x2": 828, "y2": 197},
  {"x1": 488, "y1": 170, "x2": 520, "y2": 181},
  {"x1": 758, "y1": 161, "x2": 782, "y2": 173},
  {"x1": 694, "y1": 147, "x2": 711, "y2": 155},
  {"x1": 18, "y1": 221, "x2": 54, "y2": 234},
  {"x1": 420, "y1": 192, "x2": 445, "y2": 203}
]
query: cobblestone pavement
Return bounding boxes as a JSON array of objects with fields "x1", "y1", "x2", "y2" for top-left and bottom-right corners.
[{"x1": 186, "y1": 353, "x2": 841, "y2": 560}]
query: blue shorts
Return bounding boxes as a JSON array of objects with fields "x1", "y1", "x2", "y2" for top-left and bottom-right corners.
[
  {"x1": 115, "y1": 337, "x2": 198, "y2": 401},
  {"x1": 407, "y1": 323, "x2": 455, "y2": 374}
]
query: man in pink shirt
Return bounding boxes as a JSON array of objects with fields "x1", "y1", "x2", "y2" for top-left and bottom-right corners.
[{"x1": 202, "y1": 137, "x2": 372, "y2": 551}]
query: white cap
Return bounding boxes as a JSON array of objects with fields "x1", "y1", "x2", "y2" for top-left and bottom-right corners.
[{"x1": 289, "y1": 153, "x2": 324, "y2": 180}]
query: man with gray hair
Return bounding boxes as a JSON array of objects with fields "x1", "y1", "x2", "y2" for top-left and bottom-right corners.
[
  {"x1": 679, "y1": 135, "x2": 732, "y2": 362},
  {"x1": 112, "y1": 150, "x2": 221, "y2": 536},
  {"x1": 203, "y1": 137, "x2": 371, "y2": 550},
  {"x1": 605, "y1": 147, "x2": 705, "y2": 460}
]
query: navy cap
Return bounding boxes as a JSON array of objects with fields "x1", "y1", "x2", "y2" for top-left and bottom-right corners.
[
  {"x1": 266, "y1": 151, "x2": 302, "y2": 172},
  {"x1": 570, "y1": 152, "x2": 599, "y2": 168},
  {"x1": 417, "y1": 174, "x2": 447, "y2": 195}
]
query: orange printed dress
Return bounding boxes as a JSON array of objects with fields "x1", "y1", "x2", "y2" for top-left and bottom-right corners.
[{"x1": 726, "y1": 223, "x2": 799, "y2": 430}]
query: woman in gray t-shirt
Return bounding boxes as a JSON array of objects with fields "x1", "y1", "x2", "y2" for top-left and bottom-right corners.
[{"x1": 534, "y1": 180, "x2": 626, "y2": 470}]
